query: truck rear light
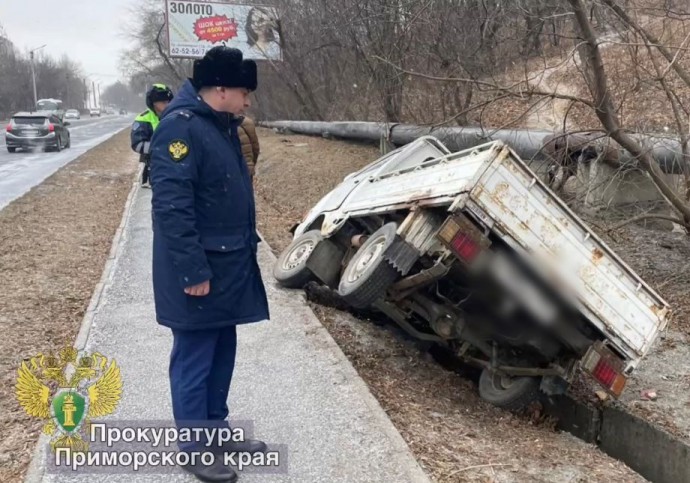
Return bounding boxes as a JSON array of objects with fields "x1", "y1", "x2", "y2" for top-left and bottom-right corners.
[
  {"x1": 581, "y1": 342, "x2": 627, "y2": 397},
  {"x1": 450, "y1": 232, "x2": 480, "y2": 261},
  {"x1": 5, "y1": 124, "x2": 11, "y2": 132},
  {"x1": 48, "y1": 124, "x2": 55, "y2": 132},
  {"x1": 437, "y1": 215, "x2": 490, "y2": 263}
]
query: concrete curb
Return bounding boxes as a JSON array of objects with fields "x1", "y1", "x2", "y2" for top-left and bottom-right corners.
[
  {"x1": 543, "y1": 395, "x2": 690, "y2": 483},
  {"x1": 260, "y1": 236, "x2": 432, "y2": 483},
  {"x1": 73, "y1": 166, "x2": 141, "y2": 351},
  {"x1": 23, "y1": 164, "x2": 142, "y2": 483}
]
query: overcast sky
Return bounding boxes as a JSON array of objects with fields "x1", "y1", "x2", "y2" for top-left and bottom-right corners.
[{"x1": 0, "y1": 0, "x2": 138, "y2": 86}]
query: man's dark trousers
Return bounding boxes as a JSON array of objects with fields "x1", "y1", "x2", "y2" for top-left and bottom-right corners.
[
  {"x1": 142, "y1": 156, "x2": 151, "y2": 185},
  {"x1": 169, "y1": 325, "x2": 237, "y2": 452}
]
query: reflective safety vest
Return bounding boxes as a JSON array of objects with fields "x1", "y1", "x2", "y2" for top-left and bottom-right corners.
[{"x1": 135, "y1": 109, "x2": 160, "y2": 131}]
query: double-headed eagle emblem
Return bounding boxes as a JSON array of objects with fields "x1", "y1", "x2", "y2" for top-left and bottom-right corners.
[
  {"x1": 168, "y1": 140, "x2": 190, "y2": 162},
  {"x1": 16, "y1": 347, "x2": 122, "y2": 452}
]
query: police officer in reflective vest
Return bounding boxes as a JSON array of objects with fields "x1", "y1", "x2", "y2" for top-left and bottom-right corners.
[
  {"x1": 149, "y1": 47, "x2": 269, "y2": 482},
  {"x1": 131, "y1": 84, "x2": 174, "y2": 188}
]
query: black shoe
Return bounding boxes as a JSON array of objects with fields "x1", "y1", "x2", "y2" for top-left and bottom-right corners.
[
  {"x1": 214, "y1": 438, "x2": 268, "y2": 455},
  {"x1": 180, "y1": 456, "x2": 238, "y2": 482}
]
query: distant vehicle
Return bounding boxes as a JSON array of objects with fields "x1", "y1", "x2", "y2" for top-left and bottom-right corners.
[
  {"x1": 5, "y1": 112, "x2": 71, "y2": 153},
  {"x1": 65, "y1": 109, "x2": 81, "y2": 120},
  {"x1": 104, "y1": 107, "x2": 113, "y2": 115},
  {"x1": 90, "y1": 108, "x2": 101, "y2": 117},
  {"x1": 119, "y1": 108, "x2": 127, "y2": 115},
  {"x1": 36, "y1": 98, "x2": 64, "y2": 121}
]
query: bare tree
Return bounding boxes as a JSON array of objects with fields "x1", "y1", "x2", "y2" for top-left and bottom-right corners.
[
  {"x1": 118, "y1": 0, "x2": 690, "y2": 229},
  {"x1": 564, "y1": 0, "x2": 690, "y2": 226},
  {"x1": 0, "y1": 22, "x2": 88, "y2": 118}
]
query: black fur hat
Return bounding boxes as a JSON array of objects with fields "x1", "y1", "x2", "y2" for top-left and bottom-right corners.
[{"x1": 192, "y1": 46, "x2": 257, "y2": 91}]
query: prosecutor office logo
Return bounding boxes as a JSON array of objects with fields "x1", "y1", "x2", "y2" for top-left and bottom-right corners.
[
  {"x1": 168, "y1": 140, "x2": 190, "y2": 162},
  {"x1": 16, "y1": 347, "x2": 122, "y2": 452}
]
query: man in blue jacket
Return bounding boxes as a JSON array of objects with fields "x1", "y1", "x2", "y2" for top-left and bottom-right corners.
[{"x1": 149, "y1": 46, "x2": 269, "y2": 482}]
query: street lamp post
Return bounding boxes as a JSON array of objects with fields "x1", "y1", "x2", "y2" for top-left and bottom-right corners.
[{"x1": 29, "y1": 44, "x2": 47, "y2": 109}]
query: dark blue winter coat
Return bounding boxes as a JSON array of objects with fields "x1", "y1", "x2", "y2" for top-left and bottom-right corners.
[{"x1": 149, "y1": 79, "x2": 269, "y2": 330}]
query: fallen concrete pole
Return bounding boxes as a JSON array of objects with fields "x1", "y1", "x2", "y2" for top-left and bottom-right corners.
[{"x1": 259, "y1": 121, "x2": 688, "y2": 175}]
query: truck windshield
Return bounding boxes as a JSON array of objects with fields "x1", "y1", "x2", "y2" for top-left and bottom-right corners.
[{"x1": 37, "y1": 100, "x2": 61, "y2": 111}]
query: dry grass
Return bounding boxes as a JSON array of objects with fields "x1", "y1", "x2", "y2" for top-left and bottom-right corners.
[{"x1": 0, "y1": 130, "x2": 138, "y2": 481}]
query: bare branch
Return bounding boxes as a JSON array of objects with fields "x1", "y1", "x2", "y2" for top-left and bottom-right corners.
[
  {"x1": 607, "y1": 214, "x2": 689, "y2": 233},
  {"x1": 448, "y1": 464, "x2": 513, "y2": 477},
  {"x1": 600, "y1": 0, "x2": 690, "y2": 90},
  {"x1": 371, "y1": 55, "x2": 596, "y2": 108},
  {"x1": 568, "y1": 0, "x2": 690, "y2": 223},
  {"x1": 155, "y1": 23, "x2": 183, "y2": 82},
  {"x1": 660, "y1": 30, "x2": 690, "y2": 81},
  {"x1": 431, "y1": 94, "x2": 512, "y2": 128}
]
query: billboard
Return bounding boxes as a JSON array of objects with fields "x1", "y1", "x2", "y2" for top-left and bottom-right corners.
[{"x1": 165, "y1": 0, "x2": 282, "y2": 60}]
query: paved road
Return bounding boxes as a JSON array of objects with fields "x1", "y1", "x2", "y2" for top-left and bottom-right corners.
[{"x1": 0, "y1": 115, "x2": 134, "y2": 211}]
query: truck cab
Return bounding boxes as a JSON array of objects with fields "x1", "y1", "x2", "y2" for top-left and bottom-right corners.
[{"x1": 36, "y1": 98, "x2": 64, "y2": 122}]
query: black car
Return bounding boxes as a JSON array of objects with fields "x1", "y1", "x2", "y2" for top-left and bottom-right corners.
[{"x1": 4, "y1": 112, "x2": 71, "y2": 153}]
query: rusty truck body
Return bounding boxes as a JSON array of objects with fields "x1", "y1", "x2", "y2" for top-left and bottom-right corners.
[{"x1": 273, "y1": 137, "x2": 670, "y2": 409}]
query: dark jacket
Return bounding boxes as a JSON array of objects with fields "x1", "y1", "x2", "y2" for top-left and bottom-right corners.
[
  {"x1": 149, "y1": 79, "x2": 269, "y2": 330},
  {"x1": 131, "y1": 109, "x2": 159, "y2": 161}
]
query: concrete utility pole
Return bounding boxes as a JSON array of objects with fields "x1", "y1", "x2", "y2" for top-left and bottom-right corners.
[
  {"x1": 29, "y1": 44, "x2": 47, "y2": 108},
  {"x1": 92, "y1": 81, "x2": 97, "y2": 108}
]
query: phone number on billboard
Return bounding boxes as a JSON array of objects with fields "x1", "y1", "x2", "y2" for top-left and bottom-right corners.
[{"x1": 171, "y1": 47, "x2": 206, "y2": 56}]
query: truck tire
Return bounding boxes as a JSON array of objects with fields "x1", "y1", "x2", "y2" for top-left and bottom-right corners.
[
  {"x1": 478, "y1": 368, "x2": 541, "y2": 411},
  {"x1": 273, "y1": 230, "x2": 323, "y2": 288},
  {"x1": 338, "y1": 222, "x2": 399, "y2": 309},
  {"x1": 7, "y1": 147, "x2": 16, "y2": 153}
]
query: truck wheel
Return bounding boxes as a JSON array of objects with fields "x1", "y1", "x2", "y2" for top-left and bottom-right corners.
[
  {"x1": 273, "y1": 230, "x2": 323, "y2": 288},
  {"x1": 7, "y1": 147, "x2": 16, "y2": 153},
  {"x1": 478, "y1": 368, "x2": 541, "y2": 411},
  {"x1": 338, "y1": 222, "x2": 399, "y2": 309}
]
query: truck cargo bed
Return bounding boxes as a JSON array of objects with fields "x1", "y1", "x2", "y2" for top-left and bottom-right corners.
[{"x1": 464, "y1": 143, "x2": 670, "y2": 369}]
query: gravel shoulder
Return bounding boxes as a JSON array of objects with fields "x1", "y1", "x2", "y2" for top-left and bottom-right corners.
[{"x1": 0, "y1": 130, "x2": 138, "y2": 482}]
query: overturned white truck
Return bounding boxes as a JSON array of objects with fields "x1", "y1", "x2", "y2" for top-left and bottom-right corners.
[{"x1": 273, "y1": 137, "x2": 670, "y2": 410}]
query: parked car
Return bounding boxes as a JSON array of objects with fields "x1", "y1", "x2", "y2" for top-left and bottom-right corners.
[
  {"x1": 273, "y1": 137, "x2": 670, "y2": 410},
  {"x1": 5, "y1": 112, "x2": 71, "y2": 153},
  {"x1": 65, "y1": 109, "x2": 81, "y2": 120},
  {"x1": 90, "y1": 108, "x2": 101, "y2": 117}
]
